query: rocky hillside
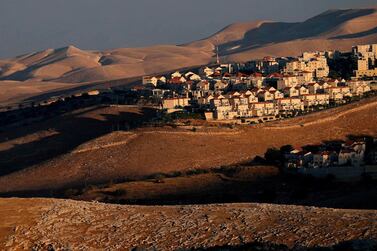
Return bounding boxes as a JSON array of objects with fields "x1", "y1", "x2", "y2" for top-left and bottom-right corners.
[{"x1": 1, "y1": 198, "x2": 376, "y2": 250}]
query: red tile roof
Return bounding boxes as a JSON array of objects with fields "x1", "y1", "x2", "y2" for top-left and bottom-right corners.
[{"x1": 251, "y1": 72, "x2": 263, "y2": 77}]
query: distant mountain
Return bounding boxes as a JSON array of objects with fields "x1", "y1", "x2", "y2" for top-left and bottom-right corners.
[
  {"x1": 187, "y1": 7, "x2": 377, "y2": 61},
  {"x1": 0, "y1": 45, "x2": 212, "y2": 84},
  {"x1": 0, "y1": 7, "x2": 376, "y2": 85}
]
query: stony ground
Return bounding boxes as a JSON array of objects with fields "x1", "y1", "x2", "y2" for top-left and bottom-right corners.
[{"x1": 0, "y1": 198, "x2": 377, "y2": 250}]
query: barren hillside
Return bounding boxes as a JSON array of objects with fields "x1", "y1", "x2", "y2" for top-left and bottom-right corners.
[
  {"x1": 0, "y1": 97, "x2": 376, "y2": 194},
  {"x1": 0, "y1": 7, "x2": 376, "y2": 99},
  {"x1": 0, "y1": 198, "x2": 376, "y2": 250},
  {"x1": 187, "y1": 8, "x2": 377, "y2": 60},
  {"x1": 0, "y1": 45, "x2": 213, "y2": 84}
]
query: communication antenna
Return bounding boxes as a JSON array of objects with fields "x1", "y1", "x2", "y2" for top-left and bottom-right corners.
[{"x1": 215, "y1": 36, "x2": 220, "y2": 65}]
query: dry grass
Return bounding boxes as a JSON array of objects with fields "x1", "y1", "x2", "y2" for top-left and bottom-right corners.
[
  {"x1": 0, "y1": 97, "x2": 376, "y2": 193},
  {"x1": 0, "y1": 80, "x2": 82, "y2": 107},
  {"x1": 76, "y1": 166, "x2": 278, "y2": 202}
]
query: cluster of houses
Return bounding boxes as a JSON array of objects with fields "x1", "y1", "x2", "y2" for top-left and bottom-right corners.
[
  {"x1": 142, "y1": 51, "x2": 373, "y2": 122},
  {"x1": 285, "y1": 140, "x2": 368, "y2": 169},
  {"x1": 139, "y1": 44, "x2": 377, "y2": 123},
  {"x1": 202, "y1": 78, "x2": 371, "y2": 121},
  {"x1": 282, "y1": 137, "x2": 377, "y2": 180}
]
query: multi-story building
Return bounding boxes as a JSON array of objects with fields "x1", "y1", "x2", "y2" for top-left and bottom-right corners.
[
  {"x1": 301, "y1": 94, "x2": 330, "y2": 107},
  {"x1": 277, "y1": 75, "x2": 299, "y2": 89},
  {"x1": 353, "y1": 44, "x2": 377, "y2": 78},
  {"x1": 250, "y1": 102, "x2": 278, "y2": 117},
  {"x1": 283, "y1": 87, "x2": 300, "y2": 97},
  {"x1": 347, "y1": 80, "x2": 371, "y2": 96},
  {"x1": 257, "y1": 90, "x2": 274, "y2": 102},
  {"x1": 245, "y1": 57, "x2": 279, "y2": 74},
  {"x1": 275, "y1": 98, "x2": 304, "y2": 112},
  {"x1": 284, "y1": 52, "x2": 330, "y2": 78},
  {"x1": 307, "y1": 82, "x2": 322, "y2": 94},
  {"x1": 162, "y1": 97, "x2": 190, "y2": 110}
]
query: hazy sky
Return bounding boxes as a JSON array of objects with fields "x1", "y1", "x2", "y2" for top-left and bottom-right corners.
[{"x1": 0, "y1": 0, "x2": 375, "y2": 58}]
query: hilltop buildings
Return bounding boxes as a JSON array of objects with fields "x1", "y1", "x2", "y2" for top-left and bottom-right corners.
[
  {"x1": 141, "y1": 43, "x2": 375, "y2": 122},
  {"x1": 284, "y1": 52, "x2": 330, "y2": 78},
  {"x1": 285, "y1": 140, "x2": 368, "y2": 169},
  {"x1": 353, "y1": 44, "x2": 377, "y2": 78},
  {"x1": 280, "y1": 136, "x2": 377, "y2": 180}
]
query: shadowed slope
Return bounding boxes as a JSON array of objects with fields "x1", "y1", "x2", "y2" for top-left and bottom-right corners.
[
  {"x1": 0, "y1": 97, "x2": 376, "y2": 194},
  {"x1": 186, "y1": 7, "x2": 377, "y2": 60}
]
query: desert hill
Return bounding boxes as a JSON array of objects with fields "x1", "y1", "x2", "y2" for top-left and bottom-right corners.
[
  {"x1": 0, "y1": 97, "x2": 376, "y2": 194},
  {"x1": 1, "y1": 198, "x2": 377, "y2": 250},
  {"x1": 0, "y1": 7, "x2": 376, "y2": 90},
  {"x1": 0, "y1": 45, "x2": 213, "y2": 84},
  {"x1": 187, "y1": 7, "x2": 377, "y2": 61}
]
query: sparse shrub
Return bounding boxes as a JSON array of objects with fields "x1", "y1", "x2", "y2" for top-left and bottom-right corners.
[
  {"x1": 113, "y1": 188, "x2": 127, "y2": 196},
  {"x1": 64, "y1": 188, "x2": 80, "y2": 198},
  {"x1": 217, "y1": 165, "x2": 242, "y2": 177},
  {"x1": 81, "y1": 184, "x2": 98, "y2": 194},
  {"x1": 102, "y1": 189, "x2": 127, "y2": 197},
  {"x1": 185, "y1": 168, "x2": 209, "y2": 176},
  {"x1": 251, "y1": 155, "x2": 266, "y2": 165},
  {"x1": 153, "y1": 179, "x2": 165, "y2": 184},
  {"x1": 149, "y1": 173, "x2": 166, "y2": 180},
  {"x1": 170, "y1": 171, "x2": 183, "y2": 177}
]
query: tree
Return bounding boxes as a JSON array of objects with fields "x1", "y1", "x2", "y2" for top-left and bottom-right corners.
[
  {"x1": 264, "y1": 147, "x2": 283, "y2": 165},
  {"x1": 280, "y1": 145, "x2": 294, "y2": 154}
]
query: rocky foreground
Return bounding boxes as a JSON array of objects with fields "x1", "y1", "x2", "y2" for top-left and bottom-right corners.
[{"x1": 0, "y1": 198, "x2": 376, "y2": 250}]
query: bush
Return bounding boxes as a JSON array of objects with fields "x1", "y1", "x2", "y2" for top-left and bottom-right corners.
[
  {"x1": 64, "y1": 188, "x2": 80, "y2": 198},
  {"x1": 102, "y1": 189, "x2": 127, "y2": 196},
  {"x1": 113, "y1": 189, "x2": 127, "y2": 196},
  {"x1": 149, "y1": 173, "x2": 166, "y2": 180},
  {"x1": 185, "y1": 168, "x2": 209, "y2": 176},
  {"x1": 280, "y1": 145, "x2": 294, "y2": 154},
  {"x1": 264, "y1": 148, "x2": 283, "y2": 165},
  {"x1": 251, "y1": 155, "x2": 266, "y2": 165}
]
